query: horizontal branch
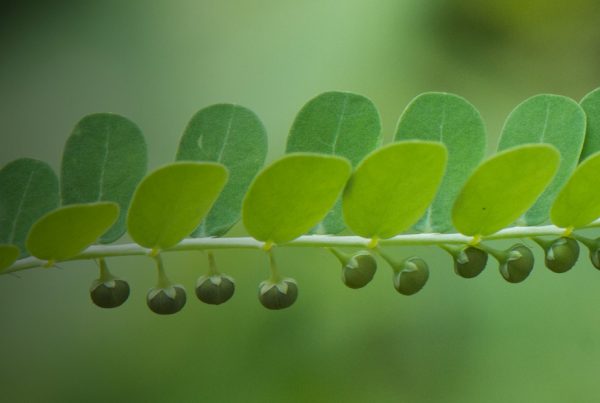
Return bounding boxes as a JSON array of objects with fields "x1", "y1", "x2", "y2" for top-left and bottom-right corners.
[{"x1": 4, "y1": 220, "x2": 600, "y2": 275}]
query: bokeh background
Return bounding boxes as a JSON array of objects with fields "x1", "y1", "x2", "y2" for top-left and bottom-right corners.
[{"x1": 2, "y1": 1, "x2": 600, "y2": 402}]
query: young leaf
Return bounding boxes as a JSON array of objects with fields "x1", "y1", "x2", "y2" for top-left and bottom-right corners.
[
  {"x1": 26, "y1": 202, "x2": 119, "y2": 261},
  {"x1": 286, "y1": 92, "x2": 382, "y2": 234},
  {"x1": 61, "y1": 113, "x2": 147, "y2": 244},
  {"x1": 452, "y1": 145, "x2": 560, "y2": 237},
  {"x1": 498, "y1": 94, "x2": 586, "y2": 225},
  {"x1": 550, "y1": 151, "x2": 600, "y2": 228},
  {"x1": 127, "y1": 162, "x2": 228, "y2": 250},
  {"x1": 242, "y1": 154, "x2": 351, "y2": 244},
  {"x1": 0, "y1": 245, "x2": 19, "y2": 271},
  {"x1": 342, "y1": 141, "x2": 447, "y2": 239},
  {"x1": 395, "y1": 92, "x2": 486, "y2": 232},
  {"x1": 176, "y1": 104, "x2": 267, "y2": 237},
  {"x1": 0, "y1": 158, "x2": 59, "y2": 257},
  {"x1": 580, "y1": 87, "x2": 600, "y2": 161}
]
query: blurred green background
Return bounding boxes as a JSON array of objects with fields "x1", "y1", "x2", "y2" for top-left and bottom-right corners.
[{"x1": 2, "y1": 1, "x2": 600, "y2": 402}]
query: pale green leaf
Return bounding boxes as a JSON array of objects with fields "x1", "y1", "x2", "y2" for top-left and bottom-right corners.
[
  {"x1": 286, "y1": 92, "x2": 382, "y2": 234},
  {"x1": 0, "y1": 245, "x2": 19, "y2": 271},
  {"x1": 580, "y1": 87, "x2": 600, "y2": 161},
  {"x1": 342, "y1": 141, "x2": 448, "y2": 239},
  {"x1": 26, "y1": 202, "x2": 119, "y2": 261},
  {"x1": 242, "y1": 154, "x2": 351, "y2": 244},
  {"x1": 498, "y1": 94, "x2": 586, "y2": 225},
  {"x1": 176, "y1": 104, "x2": 267, "y2": 237},
  {"x1": 395, "y1": 92, "x2": 486, "y2": 232},
  {"x1": 0, "y1": 158, "x2": 59, "y2": 257},
  {"x1": 61, "y1": 113, "x2": 147, "y2": 243},
  {"x1": 127, "y1": 162, "x2": 228, "y2": 250},
  {"x1": 452, "y1": 145, "x2": 560, "y2": 236},
  {"x1": 550, "y1": 151, "x2": 600, "y2": 228}
]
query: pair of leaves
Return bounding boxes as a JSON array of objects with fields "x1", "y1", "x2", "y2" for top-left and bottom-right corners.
[
  {"x1": 243, "y1": 141, "x2": 447, "y2": 244},
  {"x1": 285, "y1": 91, "x2": 382, "y2": 234}
]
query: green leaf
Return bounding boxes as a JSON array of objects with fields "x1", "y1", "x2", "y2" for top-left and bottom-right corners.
[
  {"x1": 452, "y1": 145, "x2": 560, "y2": 237},
  {"x1": 127, "y1": 162, "x2": 228, "y2": 250},
  {"x1": 580, "y1": 87, "x2": 600, "y2": 161},
  {"x1": 498, "y1": 94, "x2": 586, "y2": 225},
  {"x1": 286, "y1": 92, "x2": 382, "y2": 234},
  {"x1": 176, "y1": 104, "x2": 267, "y2": 237},
  {"x1": 0, "y1": 245, "x2": 19, "y2": 271},
  {"x1": 242, "y1": 154, "x2": 351, "y2": 244},
  {"x1": 550, "y1": 151, "x2": 600, "y2": 228},
  {"x1": 395, "y1": 92, "x2": 486, "y2": 232},
  {"x1": 0, "y1": 158, "x2": 59, "y2": 257},
  {"x1": 61, "y1": 113, "x2": 147, "y2": 243},
  {"x1": 342, "y1": 141, "x2": 447, "y2": 239},
  {"x1": 26, "y1": 202, "x2": 119, "y2": 261}
]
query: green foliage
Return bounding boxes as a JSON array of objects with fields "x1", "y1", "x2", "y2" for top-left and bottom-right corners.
[
  {"x1": 550, "y1": 151, "x2": 600, "y2": 228},
  {"x1": 127, "y1": 162, "x2": 228, "y2": 250},
  {"x1": 0, "y1": 245, "x2": 19, "y2": 271},
  {"x1": 0, "y1": 158, "x2": 59, "y2": 257},
  {"x1": 498, "y1": 94, "x2": 586, "y2": 225},
  {"x1": 452, "y1": 145, "x2": 560, "y2": 236},
  {"x1": 176, "y1": 104, "x2": 267, "y2": 237},
  {"x1": 286, "y1": 91, "x2": 382, "y2": 234},
  {"x1": 61, "y1": 113, "x2": 147, "y2": 244},
  {"x1": 342, "y1": 141, "x2": 447, "y2": 239},
  {"x1": 580, "y1": 88, "x2": 600, "y2": 161},
  {"x1": 395, "y1": 92, "x2": 486, "y2": 232},
  {"x1": 242, "y1": 154, "x2": 351, "y2": 244},
  {"x1": 26, "y1": 202, "x2": 119, "y2": 261}
]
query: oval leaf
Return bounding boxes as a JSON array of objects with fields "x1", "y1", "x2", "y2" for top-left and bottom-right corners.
[
  {"x1": 242, "y1": 154, "x2": 351, "y2": 244},
  {"x1": 176, "y1": 104, "x2": 267, "y2": 237},
  {"x1": 498, "y1": 94, "x2": 586, "y2": 225},
  {"x1": 551, "y1": 151, "x2": 600, "y2": 228},
  {"x1": 452, "y1": 145, "x2": 560, "y2": 236},
  {"x1": 0, "y1": 245, "x2": 19, "y2": 271},
  {"x1": 127, "y1": 162, "x2": 228, "y2": 250},
  {"x1": 395, "y1": 92, "x2": 486, "y2": 232},
  {"x1": 580, "y1": 87, "x2": 600, "y2": 161},
  {"x1": 26, "y1": 202, "x2": 119, "y2": 261},
  {"x1": 0, "y1": 158, "x2": 59, "y2": 257},
  {"x1": 342, "y1": 141, "x2": 448, "y2": 239},
  {"x1": 286, "y1": 92, "x2": 382, "y2": 234},
  {"x1": 61, "y1": 113, "x2": 147, "y2": 243}
]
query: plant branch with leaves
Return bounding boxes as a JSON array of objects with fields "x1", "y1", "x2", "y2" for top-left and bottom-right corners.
[{"x1": 2, "y1": 89, "x2": 600, "y2": 314}]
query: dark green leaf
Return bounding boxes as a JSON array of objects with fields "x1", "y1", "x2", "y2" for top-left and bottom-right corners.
[
  {"x1": 580, "y1": 87, "x2": 600, "y2": 161},
  {"x1": 286, "y1": 92, "x2": 382, "y2": 234},
  {"x1": 176, "y1": 104, "x2": 267, "y2": 237},
  {"x1": 498, "y1": 94, "x2": 586, "y2": 225},
  {"x1": 61, "y1": 113, "x2": 147, "y2": 243},
  {"x1": 0, "y1": 158, "x2": 59, "y2": 257},
  {"x1": 395, "y1": 92, "x2": 486, "y2": 232}
]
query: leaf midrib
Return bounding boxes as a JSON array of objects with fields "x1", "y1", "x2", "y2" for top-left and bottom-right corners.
[{"x1": 9, "y1": 168, "x2": 35, "y2": 244}]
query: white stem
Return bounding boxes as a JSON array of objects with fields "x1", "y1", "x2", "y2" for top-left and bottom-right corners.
[{"x1": 5, "y1": 220, "x2": 598, "y2": 275}]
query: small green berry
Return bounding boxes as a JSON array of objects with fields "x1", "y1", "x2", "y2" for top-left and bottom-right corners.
[
  {"x1": 585, "y1": 238, "x2": 600, "y2": 270},
  {"x1": 393, "y1": 257, "x2": 429, "y2": 296},
  {"x1": 453, "y1": 246, "x2": 488, "y2": 279},
  {"x1": 341, "y1": 251, "x2": 377, "y2": 289},
  {"x1": 499, "y1": 244, "x2": 534, "y2": 283},
  {"x1": 147, "y1": 285, "x2": 186, "y2": 315},
  {"x1": 195, "y1": 274, "x2": 235, "y2": 305},
  {"x1": 258, "y1": 278, "x2": 298, "y2": 310},
  {"x1": 90, "y1": 278, "x2": 130, "y2": 308},
  {"x1": 544, "y1": 237, "x2": 579, "y2": 273}
]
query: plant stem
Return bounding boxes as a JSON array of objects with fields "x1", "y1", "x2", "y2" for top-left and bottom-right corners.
[{"x1": 4, "y1": 220, "x2": 600, "y2": 276}]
